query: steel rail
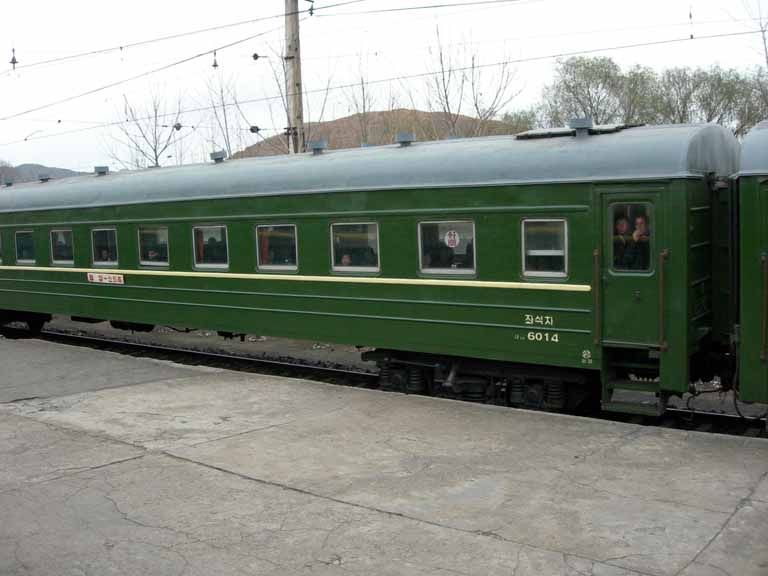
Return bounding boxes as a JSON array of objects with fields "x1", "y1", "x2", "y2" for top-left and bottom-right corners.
[{"x1": 2, "y1": 325, "x2": 764, "y2": 435}]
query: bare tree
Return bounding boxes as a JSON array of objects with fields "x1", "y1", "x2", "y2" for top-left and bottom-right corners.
[
  {"x1": 618, "y1": 65, "x2": 660, "y2": 125},
  {"x1": 346, "y1": 63, "x2": 376, "y2": 146},
  {"x1": 264, "y1": 46, "x2": 291, "y2": 154},
  {"x1": 426, "y1": 27, "x2": 466, "y2": 138},
  {"x1": 656, "y1": 68, "x2": 704, "y2": 124},
  {"x1": 109, "y1": 93, "x2": 186, "y2": 169},
  {"x1": 0, "y1": 160, "x2": 16, "y2": 183},
  {"x1": 736, "y1": 70, "x2": 768, "y2": 136},
  {"x1": 304, "y1": 74, "x2": 334, "y2": 146},
  {"x1": 205, "y1": 73, "x2": 258, "y2": 159},
  {"x1": 541, "y1": 57, "x2": 623, "y2": 125},
  {"x1": 694, "y1": 66, "x2": 744, "y2": 125},
  {"x1": 468, "y1": 54, "x2": 519, "y2": 136},
  {"x1": 501, "y1": 109, "x2": 537, "y2": 133},
  {"x1": 380, "y1": 83, "x2": 405, "y2": 144}
]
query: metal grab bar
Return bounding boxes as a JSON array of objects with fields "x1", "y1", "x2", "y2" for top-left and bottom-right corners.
[
  {"x1": 762, "y1": 254, "x2": 768, "y2": 363},
  {"x1": 593, "y1": 249, "x2": 600, "y2": 345},
  {"x1": 659, "y1": 249, "x2": 669, "y2": 352}
]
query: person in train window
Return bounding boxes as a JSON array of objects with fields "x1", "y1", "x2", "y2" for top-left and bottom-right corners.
[
  {"x1": 613, "y1": 216, "x2": 630, "y2": 267},
  {"x1": 340, "y1": 253, "x2": 352, "y2": 267},
  {"x1": 625, "y1": 215, "x2": 651, "y2": 271}
]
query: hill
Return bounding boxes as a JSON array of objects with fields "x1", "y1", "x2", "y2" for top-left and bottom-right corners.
[
  {"x1": 235, "y1": 108, "x2": 528, "y2": 158},
  {"x1": 13, "y1": 164, "x2": 85, "y2": 182}
]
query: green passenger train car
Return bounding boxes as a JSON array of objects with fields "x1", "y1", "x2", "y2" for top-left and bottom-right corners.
[
  {"x1": 737, "y1": 122, "x2": 768, "y2": 404},
  {"x1": 0, "y1": 122, "x2": 743, "y2": 415}
]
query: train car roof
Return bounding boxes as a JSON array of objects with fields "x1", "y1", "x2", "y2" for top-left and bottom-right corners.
[
  {"x1": 738, "y1": 120, "x2": 768, "y2": 177},
  {"x1": 0, "y1": 122, "x2": 740, "y2": 214}
]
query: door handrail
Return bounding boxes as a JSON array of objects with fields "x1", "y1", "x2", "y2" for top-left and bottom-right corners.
[
  {"x1": 593, "y1": 248, "x2": 600, "y2": 345},
  {"x1": 762, "y1": 253, "x2": 768, "y2": 363},
  {"x1": 659, "y1": 249, "x2": 669, "y2": 352}
]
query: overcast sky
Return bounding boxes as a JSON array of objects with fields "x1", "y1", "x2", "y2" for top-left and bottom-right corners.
[{"x1": 1, "y1": 0, "x2": 766, "y2": 170}]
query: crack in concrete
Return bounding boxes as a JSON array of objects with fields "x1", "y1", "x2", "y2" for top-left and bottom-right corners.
[
  {"x1": 186, "y1": 419, "x2": 300, "y2": 448},
  {"x1": 162, "y1": 451, "x2": 660, "y2": 576},
  {"x1": 0, "y1": 371, "x2": 226, "y2": 412},
  {"x1": 557, "y1": 476, "x2": 730, "y2": 516},
  {"x1": 0, "y1": 396, "x2": 41, "y2": 405},
  {"x1": 672, "y1": 468, "x2": 768, "y2": 576}
]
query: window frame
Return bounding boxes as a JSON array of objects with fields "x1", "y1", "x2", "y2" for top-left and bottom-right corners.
[
  {"x1": 330, "y1": 222, "x2": 381, "y2": 273},
  {"x1": 0, "y1": 231, "x2": 3, "y2": 264},
  {"x1": 137, "y1": 226, "x2": 170, "y2": 268},
  {"x1": 192, "y1": 224, "x2": 229, "y2": 270},
  {"x1": 91, "y1": 227, "x2": 119, "y2": 267},
  {"x1": 15, "y1": 230, "x2": 35, "y2": 265},
  {"x1": 521, "y1": 218, "x2": 568, "y2": 279},
  {"x1": 255, "y1": 224, "x2": 298, "y2": 272},
  {"x1": 50, "y1": 229, "x2": 75, "y2": 266},
  {"x1": 417, "y1": 219, "x2": 477, "y2": 275},
  {"x1": 609, "y1": 202, "x2": 654, "y2": 274}
]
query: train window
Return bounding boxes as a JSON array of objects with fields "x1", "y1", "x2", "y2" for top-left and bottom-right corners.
[
  {"x1": 522, "y1": 219, "x2": 567, "y2": 278},
  {"x1": 419, "y1": 221, "x2": 476, "y2": 274},
  {"x1": 193, "y1": 225, "x2": 228, "y2": 268},
  {"x1": 50, "y1": 230, "x2": 74, "y2": 265},
  {"x1": 92, "y1": 229, "x2": 118, "y2": 265},
  {"x1": 256, "y1": 225, "x2": 297, "y2": 270},
  {"x1": 138, "y1": 227, "x2": 169, "y2": 266},
  {"x1": 15, "y1": 231, "x2": 35, "y2": 264},
  {"x1": 611, "y1": 204, "x2": 651, "y2": 272},
  {"x1": 331, "y1": 223, "x2": 379, "y2": 272}
]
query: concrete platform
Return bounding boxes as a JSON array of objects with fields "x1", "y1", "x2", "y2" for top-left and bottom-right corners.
[{"x1": 1, "y1": 336, "x2": 767, "y2": 576}]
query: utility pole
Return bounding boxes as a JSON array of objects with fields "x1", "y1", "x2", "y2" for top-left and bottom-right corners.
[{"x1": 285, "y1": 0, "x2": 306, "y2": 154}]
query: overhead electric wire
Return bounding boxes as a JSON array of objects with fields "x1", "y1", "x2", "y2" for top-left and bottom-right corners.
[
  {"x1": 299, "y1": 16, "x2": 763, "y2": 63},
  {"x1": 0, "y1": 27, "x2": 761, "y2": 148},
  {"x1": 0, "y1": 0, "x2": 377, "y2": 122},
  {"x1": 0, "y1": 0, "x2": 369, "y2": 78},
  {"x1": 0, "y1": 24, "x2": 284, "y2": 122},
  {"x1": 315, "y1": 0, "x2": 532, "y2": 16},
  {"x1": 0, "y1": 0, "x2": 539, "y2": 126}
]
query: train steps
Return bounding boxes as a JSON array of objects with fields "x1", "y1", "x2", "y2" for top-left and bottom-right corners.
[{"x1": 602, "y1": 353, "x2": 664, "y2": 416}]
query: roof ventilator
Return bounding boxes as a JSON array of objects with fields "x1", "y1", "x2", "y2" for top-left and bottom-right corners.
[
  {"x1": 38, "y1": 174, "x2": 51, "y2": 183},
  {"x1": 210, "y1": 150, "x2": 227, "y2": 164},
  {"x1": 396, "y1": 132, "x2": 416, "y2": 147},
  {"x1": 309, "y1": 139, "x2": 328, "y2": 156},
  {"x1": 94, "y1": 166, "x2": 109, "y2": 176},
  {"x1": 568, "y1": 117, "x2": 593, "y2": 139}
]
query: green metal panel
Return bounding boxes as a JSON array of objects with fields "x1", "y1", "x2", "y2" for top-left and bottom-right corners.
[
  {"x1": 738, "y1": 176, "x2": 768, "y2": 402},
  {"x1": 597, "y1": 180, "x2": 696, "y2": 397},
  {"x1": 0, "y1": 173, "x2": 726, "y2": 398},
  {"x1": 663, "y1": 180, "x2": 692, "y2": 394},
  {"x1": 599, "y1": 189, "x2": 664, "y2": 347},
  {"x1": 0, "y1": 184, "x2": 601, "y2": 372}
]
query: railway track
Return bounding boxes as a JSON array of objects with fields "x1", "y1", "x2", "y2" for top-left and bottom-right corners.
[{"x1": 3, "y1": 325, "x2": 766, "y2": 438}]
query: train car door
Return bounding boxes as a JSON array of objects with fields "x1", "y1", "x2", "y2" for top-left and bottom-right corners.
[
  {"x1": 601, "y1": 194, "x2": 663, "y2": 347},
  {"x1": 739, "y1": 176, "x2": 768, "y2": 403}
]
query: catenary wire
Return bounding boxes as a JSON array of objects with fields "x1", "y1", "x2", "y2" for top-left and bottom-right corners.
[
  {"x1": 0, "y1": 0, "x2": 537, "y2": 122},
  {"x1": 0, "y1": 28, "x2": 761, "y2": 147},
  {"x1": 0, "y1": 0, "x2": 369, "y2": 78},
  {"x1": 315, "y1": 0, "x2": 533, "y2": 16},
  {"x1": 297, "y1": 16, "x2": 763, "y2": 63},
  {"x1": 0, "y1": 21, "x2": 290, "y2": 123}
]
